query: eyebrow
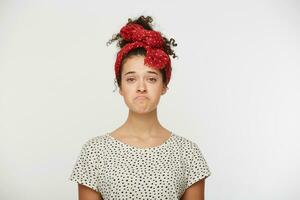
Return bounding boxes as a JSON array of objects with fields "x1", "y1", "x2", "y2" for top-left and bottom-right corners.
[{"x1": 124, "y1": 71, "x2": 159, "y2": 76}]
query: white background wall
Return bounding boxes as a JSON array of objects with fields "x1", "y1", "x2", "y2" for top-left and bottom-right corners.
[{"x1": 1, "y1": 0, "x2": 300, "y2": 199}]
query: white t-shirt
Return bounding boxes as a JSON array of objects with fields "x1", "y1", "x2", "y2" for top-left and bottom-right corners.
[{"x1": 68, "y1": 132, "x2": 211, "y2": 199}]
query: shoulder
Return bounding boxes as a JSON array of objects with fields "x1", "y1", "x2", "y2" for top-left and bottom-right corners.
[
  {"x1": 172, "y1": 133, "x2": 200, "y2": 150},
  {"x1": 173, "y1": 133, "x2": 211, "y2": 178},
  {"x1": 84, "y1": 133, "x2": 108, "y2": 145},
  {"x1": 172, "y1": 133, "x2": 206, "y2": 160},
  {"x1": 79, "y1": 133, "x2": 108, "y2": 154},
  {"x1": 75, "y1": 133, "x2": 109, "y2": 166}
]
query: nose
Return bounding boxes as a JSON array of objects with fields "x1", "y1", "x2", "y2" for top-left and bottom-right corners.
[{"x1": 137, "y1": 79, "x2": 147, "y2": 93}]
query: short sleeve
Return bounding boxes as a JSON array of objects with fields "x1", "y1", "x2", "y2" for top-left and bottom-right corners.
[
  {"x1": 185, "y1": 142, "x2": 211, "y2": 189},
  {"x1": 68, "y1": 139, "x2": 100, "y2": 192}
]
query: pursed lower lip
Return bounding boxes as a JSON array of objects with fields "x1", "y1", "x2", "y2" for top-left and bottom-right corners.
[{"x1": 136, "y1": 96, "x2": 147, "y2": 99}]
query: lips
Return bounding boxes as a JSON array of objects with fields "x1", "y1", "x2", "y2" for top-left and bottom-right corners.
[{"x1": 136, "y1": 96, "x2": 148, "y2": 100}]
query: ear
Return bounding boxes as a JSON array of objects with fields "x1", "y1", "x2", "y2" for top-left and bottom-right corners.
[
  {"x1": 161, "y1": 85, "x2": 168, "y2": 95},
  {"x1": 119, "y1": 88, "x2": 123, "y2": 96}
]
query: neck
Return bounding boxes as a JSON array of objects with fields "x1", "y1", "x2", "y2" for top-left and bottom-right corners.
[{"x1": 121, "y1": 108, "x2": 163, "y2": 137}]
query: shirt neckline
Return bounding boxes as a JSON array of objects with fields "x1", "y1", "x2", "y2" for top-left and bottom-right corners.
[{"x1": 106, "y1": 132, "x2": 174, "y2": 150}]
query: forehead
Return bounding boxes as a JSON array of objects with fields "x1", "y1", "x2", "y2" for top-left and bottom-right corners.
[{"x1": 122, "y1": 56, "x2": 160, "y2": 76}]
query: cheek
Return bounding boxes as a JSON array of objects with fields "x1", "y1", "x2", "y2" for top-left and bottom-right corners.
[
  {"x1": 121, "y1": 87, "x2": 135, "y2": 101},
  {"x1": 150, "y1": 87, "x2": 164, "y2": 99}
]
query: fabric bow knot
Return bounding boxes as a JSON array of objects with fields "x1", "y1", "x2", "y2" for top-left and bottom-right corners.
[{"x1": 120, "y1": 24, "x2": 165, "y2": 48}]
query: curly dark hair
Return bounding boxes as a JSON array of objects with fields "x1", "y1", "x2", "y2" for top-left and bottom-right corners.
[{"x1": 107, "y1": 15, "x2": 178, "y2": 90}]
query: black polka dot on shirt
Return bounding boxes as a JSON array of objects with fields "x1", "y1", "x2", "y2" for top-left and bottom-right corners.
[{"x1": 68, "y1": 132, "x2": 211, "y2": 199}]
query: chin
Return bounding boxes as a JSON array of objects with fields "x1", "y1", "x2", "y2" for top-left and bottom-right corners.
[{"x1": 129, "y1": 106, "x2": 157, "y2": 114}]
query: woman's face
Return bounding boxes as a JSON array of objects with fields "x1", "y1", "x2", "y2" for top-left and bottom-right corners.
[{"x1": 119, "y1": 55, "x2": 167, "y2": 114}]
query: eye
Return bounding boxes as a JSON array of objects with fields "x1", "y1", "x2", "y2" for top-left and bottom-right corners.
[
  {"x1": 148, "y1": 77, "x2": 157, "y2": 82},
  {"x1": 126, "y1": 77, "x2": 135, "y2": 82}
]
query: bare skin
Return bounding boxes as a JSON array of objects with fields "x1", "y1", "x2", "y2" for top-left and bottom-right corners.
[
  {"x1": 78, "y1": 55, "x2": 205, "y2": 199},
  {"x1": 180, "y1": 178, "x2": 206, "y2": 200},
  {"x1": 78, "y1": 184, "x2": 103, "y2": 200}
]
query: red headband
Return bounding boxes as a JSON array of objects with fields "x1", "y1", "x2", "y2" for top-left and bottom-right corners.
[{"x1": 114, "y1": 23, "x2": 172, "y2": 85}]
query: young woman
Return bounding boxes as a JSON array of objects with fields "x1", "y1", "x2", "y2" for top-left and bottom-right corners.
[{"x1": 69, "y1": 16, "x2": 211, "y2": 200}]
